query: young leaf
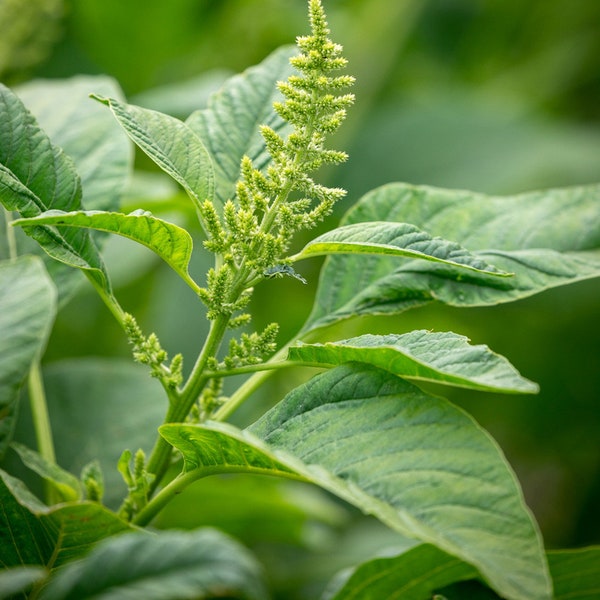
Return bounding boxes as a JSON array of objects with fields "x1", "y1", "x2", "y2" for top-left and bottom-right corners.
[
  {"x1": 288, "y1": 330, "x2": 538, "y2": 394},
  {"x1": 13, "y1": 210, "x2": 199, "y2": 292},
  {"x1": 186, "y1": 46, "x2": 296, "y2": 211},
  {"x1": 0, "y1": 85, "x2": 113, "y2": 300},
  {"x1": 0, "y1": 470, "x2": 132, "y2": 569},
  {"x1": 39, "y1": 529, "x2": 268, "y2": 600},
  {"x1": 293, "y1": 221, "x2": 510, "y2": 276},
  {"x1": 0, "y1": 257, "x2": 56, "y2": 459},
  {"x1": 91, "y1": 95, "x2": 215, "y2": 226},
  {"x1": 321, "y1": 543, "x2": 477, "y2": 600},
  {"x1": 249, "y1": 364, "x2": 551, "y2": 600},
  {"x1": 15, "y1": 75, "x2": 132, "y2": 212},
  {"x1": 304, "y1": 183, "x2": 600, "y2": 332}
]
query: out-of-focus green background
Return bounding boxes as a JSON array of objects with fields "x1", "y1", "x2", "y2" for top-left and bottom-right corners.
[{"x1": 3, "y1": 0, "x2": 599, "y2": 580}]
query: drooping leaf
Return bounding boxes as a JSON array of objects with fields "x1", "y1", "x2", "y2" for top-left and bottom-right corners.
[
  {"x1": 0, "y1": 85, "x2": 113, "y2": 300},
  {"x1": 288, "y1": 330, "x2": 538, "y2": 394},
  {"x1": 10, "y1": 442, "x2": 81, "y2": 502},
  {"x1": 162, "y1": 364, "x2": 551, "y2": 600},
  {"x1": 294, "y1": 221, "x2": 509, "y2": 276},
  {"x1": 548, "y1": 546, "x2": 600, "y2": 600},
  {"x1": 304, "y1": 183, "x2": 600, "y2": 332},
  {"x1": 15, "y1": 75, "x2": 132, "y2": 212},
  {"x1": 0, "y1": 470, "x2": 132, "y2": 570},
  {"x1": 13, "y1": 209, "x2": 199, "y2": 292},
  {"x1": 39, "y1": 528, "x2": 268, "y2": 600},
  {"x1": 186, "y1": 46, "x2": 296, "y2": 210},
  {"x1": 0, "y1": 257, "x2": 56, "y2": 459},
  {"x1": 92, "y1": 94, "x2": 215, "y2": 226},
  {"x1": 321, "y1": 543, "x2": 477, "y2": 600}
]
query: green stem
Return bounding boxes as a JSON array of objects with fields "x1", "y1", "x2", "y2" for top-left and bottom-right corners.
[
  {"x1": 203, "y1": 360, "x2": 295, "y2": 379},
  {"x1": 3, "y1": 208, "x2": 18, "y2": 260}
]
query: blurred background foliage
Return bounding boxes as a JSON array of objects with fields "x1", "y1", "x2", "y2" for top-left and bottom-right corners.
[{"x1": 2, "y1": 0, "x2": 599, "y2": 596}]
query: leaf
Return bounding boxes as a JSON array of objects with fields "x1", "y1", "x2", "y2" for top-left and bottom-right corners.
[
  {"x1": 15, "y1": 75, "x2": 132, "y2": 212},
  {"x1": 0, "y1": 566, "x2": 47, "y2": 599},
  {"x1": 0, "y1": 257, "x2": 56, "y2": 459},
  {"x1": 321, "y1": 543, "x2": 477, "y2": 600},
  {"x1": 249, "y1": 364, "x2": 551, "y2": 600},
  {"x1": 39, "y1": 528, "x2": 268, "y2": 600},
  {"x1": 13, "y1": 209, "x2": 199, "y2": 291},
  {"x1": 0, "y1": 85, "x2": 113, "y2": 300},
  {"x1": 548, "y1": 546, "x2": 600, "y2": 600},
  {"x1": 294, "y1": 221, "x2": 510, "y2": 276},
  {"x1": 304, "y1": 183, "x2": 600, "y2": 332},
  {"x1": 162, "y1": 364, "x2": 551, "y2": 600},
  {"x1": 0, "y1": 469, "x2": 132, "y2": 569},
  {"x1": 186, "y1": 46, "x2": 296, "y2": 210},
  {"x1": 11, "y1": 442, "x2": 81, "y2": 502},
  {"x1": 92, "y1": 94, "x2": 215, "y2": 225},
  {"x1": 288, "y1": 330, "x2": 538, "y2": 394}
]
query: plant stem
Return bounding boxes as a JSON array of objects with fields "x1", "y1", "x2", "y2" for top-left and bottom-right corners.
[{"x1": 3, "y1": 208, "x2": 18, "y2": 260}]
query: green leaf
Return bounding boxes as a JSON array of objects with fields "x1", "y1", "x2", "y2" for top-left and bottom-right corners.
[
  {"x1": 321, "y1": 543, "x2": 477, "y2": 600},
  {"x1": 548, "y1": 546, "x2": 600, "y2": 600},
  {"x1": 13, "y1": 209, "x2": 199, "y2": 292},
  {"x1": 0, "y1": 469, "x2": 132, "y2": 569},
  {"x1": 294, "y1": 222, "x2": 509, "y2": 276},
  {"x1": 162, "y1": 364, "x2": 551, "y2": 600},
  {"x1": 288, "y1": 330, "x2": 538, "y2": 394},
  {"x1": 186, "y1": 46, "x2": 295, "y2": 211},
  {"x1": 0, "y1": 257, "x2": 56, "y2": 459},
  {"x1": 249, "y1": 364, "x2": 551, "y2": 600},
  {"x1": 92, "y1": 94, "x2": 215, "y2": 226},
  {"x1": 0, "y1": 566, "x2": 47, "y2": 599},
  {"x1": 0, "y1": 85, "x2": 113, "y2": 300},
  {"x1": 11, "y1": 442, "x2": 81, "y2": 502},
  {"x1": 305, "y1": 183, "x2": 600, "y2": 332},
  {"x1": 39, "y1": 528, "x2": 268, "y2": 600},
  {"x1": 15, "y1": 75, "x2": 132, "y2": 212}
]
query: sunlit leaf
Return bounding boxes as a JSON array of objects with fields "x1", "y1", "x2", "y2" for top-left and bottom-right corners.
[
  {"x1": 305, "y1": 183, "x2": 600, "y2": 332},
  {"x1": 294, "y1": 221, "x2": 509, "y2": 276},
  {"x1": 39, "y1": 528, "x2": 268, "y2": 600},
  {"x1": 288, "y1": 330, "x2": 538, "y2": 393},
  {"x1": 186, "y1": 46, "x2": 295, "y2": 210},
  {"x1": 13, "y1": 209, "x2": 199, "y2": 291},
  {"x1": 92, "y1": 95, "x2": 214, "y2": 227},
  {"x1": 0, "y1": 257, "x2": 56, "y2": 459}
]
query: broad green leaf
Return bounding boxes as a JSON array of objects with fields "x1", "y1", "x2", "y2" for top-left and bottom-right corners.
[
  {"x1": 92, "y1": 95, "x2": 215, "y2": 225},
  {"x1": 288, "y1": 330, "x2": 538, "y2": 394},
  {"x1": 162, "y1": 364, "x2": 551, "y2": 600},
  {"x1": 39, "y1": 529, "x2": 268, "y2": 600},
  {"x1": 249, "y1": 364, "x2": 551, "y2": 600},
  {"x1": 0, "y1": 470, "x2": 132, "y2": 569},
  {"x1": 321, "y1": 543, "x2": 477, "y2": 600},
  {"x1": 15, "y1": 76, "x2": 132, "y2": 212},
  {"x1": 548, "y1": 546, "x2": 600, "y2": 600},
  {"x1": 0, "y1": 257, "x2": 56, "y2": 459},
  {"x1": 11, "y1": 442, "x2": 81, "y2": 502},
  {"x1": 0, "y1": 566, "x2": 47, "y2": 599},
  {"x1": 305, "y1": 183, "x2": 600, "y2": 332},
  {"x1": 13, "y1": 209, "x2": 199, "y2": 292},
  {"x1": 0, "y1": 85, "x2": 112, "y2": 300},
  {"x1": 294, "y1": 222, "x2": 509, "y2": 276},
  {"x1": 186, "y1": 46, "x2": 296, "y2": 210}
]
